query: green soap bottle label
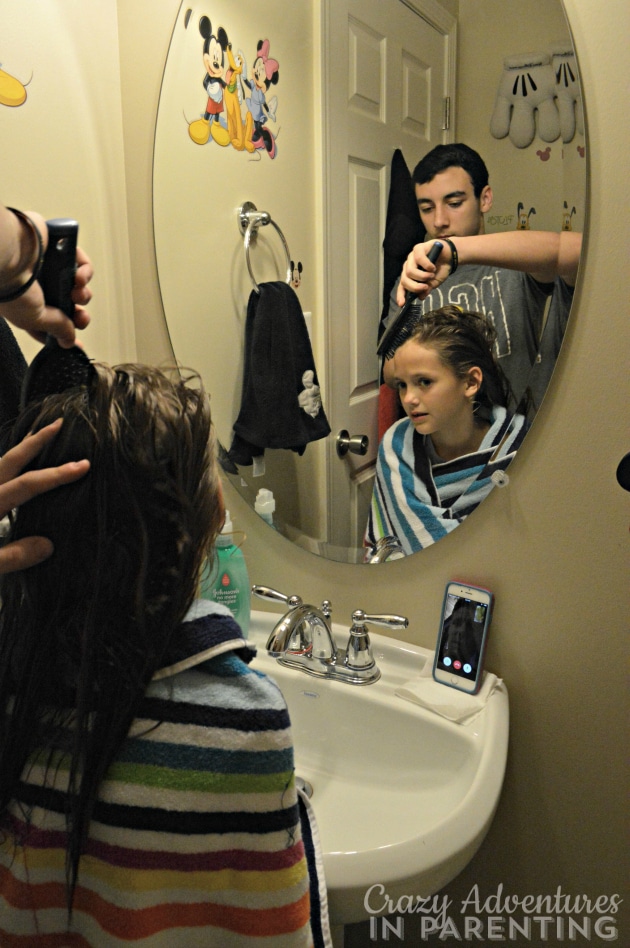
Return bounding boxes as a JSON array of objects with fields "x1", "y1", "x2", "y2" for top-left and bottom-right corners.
[{"x1": 212, "y1": 571, "x2": 240, "y2": 612}]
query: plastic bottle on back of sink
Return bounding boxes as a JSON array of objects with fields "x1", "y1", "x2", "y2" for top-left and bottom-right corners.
[
  {"x1": 255, "y1": 488, "x2": 276, "y2": 529},
  {"x1": 200, "y1": 510, "x2": 250, "y2": 637}
]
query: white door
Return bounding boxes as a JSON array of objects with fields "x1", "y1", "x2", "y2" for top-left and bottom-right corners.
[{"x1": 321, "y1": 0, "x2": 456, "y2": 554}]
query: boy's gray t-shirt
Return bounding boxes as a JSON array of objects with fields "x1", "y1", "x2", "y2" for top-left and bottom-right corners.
[{"x1": 385, "y1": 264, "x2": 555, "y2": 407}]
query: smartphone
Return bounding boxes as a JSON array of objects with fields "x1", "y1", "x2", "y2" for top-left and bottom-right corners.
[
  {"x1": 39, "y1": 218, "x2": 79, "y2": 320},
  {"x1": 432, "y1": 581, "x2": 493, "y2": 694}
]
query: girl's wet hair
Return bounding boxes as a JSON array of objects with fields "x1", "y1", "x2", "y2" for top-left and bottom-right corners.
[
  {"x1": 0, "y1": 363, "x2": 224, "y2": 911},
  {"x1": 404, "y1": 304, "x2": 513, "y2": 414}
]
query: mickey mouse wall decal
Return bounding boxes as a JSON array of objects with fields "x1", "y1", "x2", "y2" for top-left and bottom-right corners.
[{"x1": 290, "y1": 260, "x2": 303, "y2": 288}]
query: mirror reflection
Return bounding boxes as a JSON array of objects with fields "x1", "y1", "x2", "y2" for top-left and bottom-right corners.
[
  {"x1": 369, "y1": 304, "x2": 533, "y2": 558},
  {"x1": 365, "y1": 144, "x2": 581, "y2": 559},
  {"x1": 153, "y1": 0, "x2": 586, "y2": 564}
]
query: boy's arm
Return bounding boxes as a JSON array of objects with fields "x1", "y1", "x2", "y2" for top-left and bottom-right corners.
[{"x1": 397, "y1": 231, "x2": 582, "y2": 305}]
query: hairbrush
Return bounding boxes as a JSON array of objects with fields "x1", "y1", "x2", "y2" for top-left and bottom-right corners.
[{"x1": 376, "y1": 240, "x2": 444, "y2": 359}]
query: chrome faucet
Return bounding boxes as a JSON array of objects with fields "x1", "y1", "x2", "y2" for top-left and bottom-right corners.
[
  {"x1": 366, "y1": 536, "x2": 405, "y2": 563},
  {"x1": 252, "y1": 585, "x2": 408, "y2": 685},
  {"x1": 264, "y1": 591, "x2": 336, "y2": 660}
]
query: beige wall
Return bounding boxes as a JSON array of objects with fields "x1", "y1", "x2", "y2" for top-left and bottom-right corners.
[
  {"x1": 456, "y1": 0, "x2": 586, "y2": 236},
  {"x1": 4, "y1": 0, "x2": 627, "y2": 943},
  {"x1": 146, "y1": 0, "x2": 327, "y2": 540},
  {"x1": 1, "y1": 0, "x2": 136, "y2": 365}
]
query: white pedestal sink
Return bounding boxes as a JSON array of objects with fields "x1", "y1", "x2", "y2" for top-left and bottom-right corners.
[{"x1": 248, "y1": 609, "x2": 509, "y2": 927}]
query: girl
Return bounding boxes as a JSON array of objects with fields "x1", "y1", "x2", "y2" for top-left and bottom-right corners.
[
  {"x1": 366, "y1": 305, "x2": 529, "y2": 556},
  {"x1": 0, "y1": 364, "x2": 314, "y2": 946}
]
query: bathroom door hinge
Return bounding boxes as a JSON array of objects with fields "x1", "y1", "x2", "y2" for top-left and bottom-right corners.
[{"x1": 442, "y1": 96, "x2": 451, "y2": 130}]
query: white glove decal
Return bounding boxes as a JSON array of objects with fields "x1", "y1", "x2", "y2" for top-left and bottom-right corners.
[
  {"x1": 490, "y1": 52, "x2": 560, "y2": 148},
  {"x1": 550, "y1": 44, "x2": 584, "y2": 143}
]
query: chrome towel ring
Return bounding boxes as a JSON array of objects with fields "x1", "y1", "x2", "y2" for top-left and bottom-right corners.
[{"x1": 238, "y1": 201, "x2": 292, "y2": 293}]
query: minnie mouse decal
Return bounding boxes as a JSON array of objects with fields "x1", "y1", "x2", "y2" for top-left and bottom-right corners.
[{"x1": 242, "y1": 39, "x2": 279, "y2": 158}]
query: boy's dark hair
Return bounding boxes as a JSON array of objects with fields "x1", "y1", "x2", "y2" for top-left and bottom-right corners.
[{"x1": 413, "y1": 143, "x2": 490, "y2": 198}]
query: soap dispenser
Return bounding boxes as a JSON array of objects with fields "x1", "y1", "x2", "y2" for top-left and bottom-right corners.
[{"x1": 200, "y1": 510, "x2": 250, "y2": 637}]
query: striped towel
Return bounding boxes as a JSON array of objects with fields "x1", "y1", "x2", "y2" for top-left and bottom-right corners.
[
  {"x1": 366, "y1": 406, "x2": 529, "y2": 555},
  {"x1": 298, "y1": 788, "x2": 332, "y2": 948},
  {"x1": 0, "y1": 600, "x2": 315, "y2": 946}
]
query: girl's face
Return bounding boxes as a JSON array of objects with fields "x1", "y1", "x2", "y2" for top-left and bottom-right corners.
[{"x1": 392, "y1": 341, "x2": 481, "y2": 441}]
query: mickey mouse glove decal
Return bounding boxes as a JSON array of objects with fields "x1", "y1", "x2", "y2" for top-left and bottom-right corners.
[
  {"x1": 490, "y1": 52, "x2": 560, "y2": 148},
  {"x1": 550, "y1": 44, "x2": 584, "y2": 143}
]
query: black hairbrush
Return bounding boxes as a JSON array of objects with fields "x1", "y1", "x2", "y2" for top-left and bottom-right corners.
[
  {"x1": 376, "y1": 240, "x2": 444, "y2": 359},
  {"x1": 20, "y1": 218, "x2": 94, "y2": 409}
]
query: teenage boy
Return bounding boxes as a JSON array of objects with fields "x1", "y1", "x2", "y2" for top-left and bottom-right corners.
[{"x1": 383, "y1": 143, "x2": 581, "y2": 410}]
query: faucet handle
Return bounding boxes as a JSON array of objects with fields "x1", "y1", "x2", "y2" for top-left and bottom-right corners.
[
  {"x1": 351, "y1": 610, "x2": 409, "y2": 632},
  {"x1": 344, "y1": 610, "x2": 376, "y2": 673},
  {"x1": 251, "y1": 585, "x2": 303, "y2": 609},
  {"x1": 344, "y1": 611, "x2": 408, "y2": 674}
]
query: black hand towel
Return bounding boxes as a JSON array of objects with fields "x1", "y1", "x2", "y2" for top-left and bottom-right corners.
[
  {"x1": 228, "y1": 281, "x2": 330, "y2": 466},
  {"x1": 378, "y1": 148, "x2": 424, "y2": 341}
]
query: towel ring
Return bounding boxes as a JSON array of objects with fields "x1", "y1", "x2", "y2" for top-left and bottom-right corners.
[{"x1": 238, "y1": 201, "x2": 292, "y2": 293}]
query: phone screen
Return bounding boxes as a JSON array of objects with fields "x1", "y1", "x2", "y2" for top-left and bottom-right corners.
[{"x1": 435, "y1": 590, "x2": 489, "y2": 684}]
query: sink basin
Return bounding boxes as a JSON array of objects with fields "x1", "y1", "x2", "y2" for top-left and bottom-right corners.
[{"x1": 248, "y1": 609, "x2": 509, "y2": 926}]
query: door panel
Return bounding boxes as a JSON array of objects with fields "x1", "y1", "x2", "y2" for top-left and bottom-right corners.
[{"x1": 323, "y1": 0, "x2": 456, "y2": 553}]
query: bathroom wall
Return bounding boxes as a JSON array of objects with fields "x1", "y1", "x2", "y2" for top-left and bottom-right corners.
[
  {"x1": 456, "y1": 0, "x2": 586, "y2": 236},
  {"x1": 2, "y1": 0, "x2": 627, "y2": 944},
  {"x1": 0, "y1": 0, "x2": 136, "y2": 365},
  {"x1": 120, "y1": 2, "x2": 629, "y2": 944},
  {"x1": 146, "y1": 0, "x2": 329, "y2": 541}
]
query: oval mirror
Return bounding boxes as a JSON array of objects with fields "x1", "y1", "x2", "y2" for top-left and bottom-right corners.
[{"x1": 153, "y1": 0, "x2": 585, "y2": 564}]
